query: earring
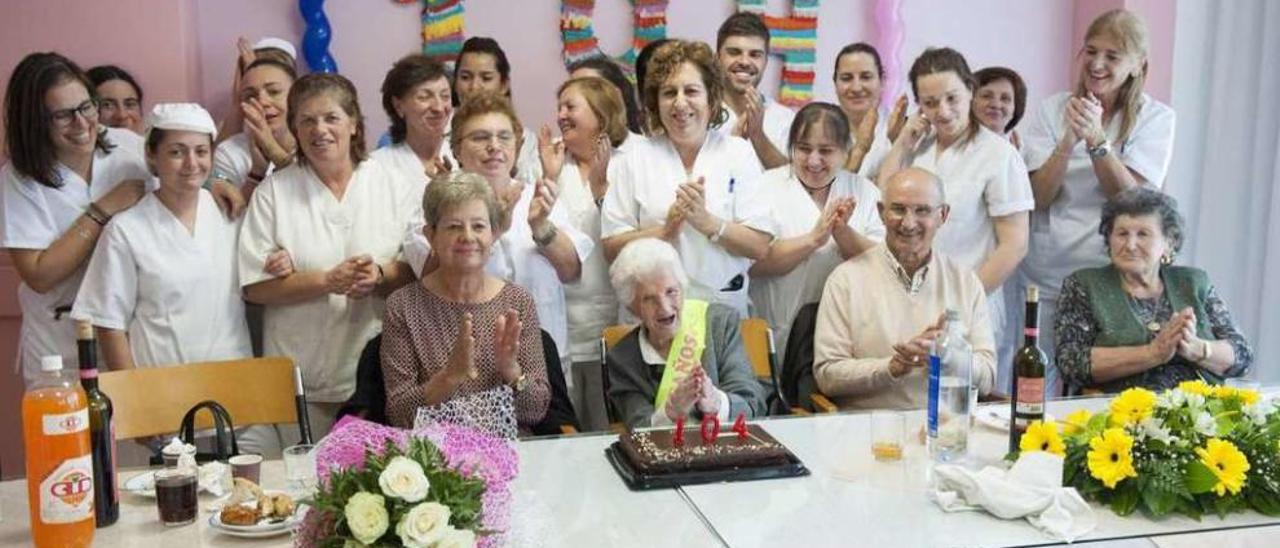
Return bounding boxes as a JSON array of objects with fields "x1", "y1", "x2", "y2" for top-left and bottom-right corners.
[{"x1": 1160, "y1": 253, "x2": 1172, "y2": 265}]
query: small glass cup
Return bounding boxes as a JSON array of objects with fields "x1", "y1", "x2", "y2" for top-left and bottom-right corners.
[
  {"x1": 154, "y1": 467, "x2": 198, "y2": 526},
  {"x1": 283, "y1": 444, "x2": 317, "y2": 495},
  {"x1": 870, "y1": 411, "x2": 905, "y2": 462}
]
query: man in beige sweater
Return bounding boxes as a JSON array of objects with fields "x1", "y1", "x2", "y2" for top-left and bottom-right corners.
[{"x1": 813, "y1": 167, "x2": 996, "y2": 410}]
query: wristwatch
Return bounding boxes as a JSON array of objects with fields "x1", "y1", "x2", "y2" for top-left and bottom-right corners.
[
  {"x1": 510, "y1": 373, "x2": 529, "y2": 392},
  {"x1": 533, "y1": 224, "x2": 558, "y2": 247},
  {"x1": 1088, "y1": 139, "x2": 1111, "y2": 158}
]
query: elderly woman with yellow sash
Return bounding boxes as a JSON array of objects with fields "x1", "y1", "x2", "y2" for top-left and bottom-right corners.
[{"x1": 604, "y1": 238, "x2": 766, "y2": 428}]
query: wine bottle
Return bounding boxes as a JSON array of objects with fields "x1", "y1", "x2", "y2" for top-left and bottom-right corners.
[
  {"x1": 1009, "y1": 286, "x2": 1048, "y2": 453},
  {"x1": 77, "y1": 320, "x2": 119, "y2": 527}
]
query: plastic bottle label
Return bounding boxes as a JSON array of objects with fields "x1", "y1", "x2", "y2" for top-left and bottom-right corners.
[
  {"x1": 1016, "y1": 377, "x2": 1045, "y2": 415},
  {"x1": 38, "y1": 454, "x2": 95, "y2": 524},
  {"x1": 927, "y1": 355, "x2": 941, "y2": 437},
  {"x1": 42, "y1": 408, "x2": 89, "y2": 436}
]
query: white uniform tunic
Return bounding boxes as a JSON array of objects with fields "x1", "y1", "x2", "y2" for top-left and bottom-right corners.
[
  {"x1": 601, "y1": 131, "x2": 770, "y2": 314},
  {"x1": 0, "y1": 128, "x2": 150, "y2": 379},
  {"x1": 212, "y1": 132, "x2": 280, "y2": 187},
  {"x1": 1020, "y1": 92, "x2": 1175, "y2": 300},
  {"x1": 515, "y1": 127, "x2": 543, "y2": 184},
  {"x1": 908, "y1": 125, "x2": 1035, "y2": 392},
  {"x1": 856, "y1": 115, "x2": 892, "y2": 181},
  {"x1": 714, "y1": 96, "x2": 796, "y2": 160},
  {"x1": 369, "y1": 140, "x2": 454, "y2": 190},
  {"x1": 1017, "y1": 92, "x2": 1174, "y2": 391},
  {"x1": 558, "y1": 154, "x2": 623, "y2": 364},
  {"x1": 238, "y1": 160, "x2": 420, "y2": 403},
  {"x1": 749, "y1": 168, "x2": 886, "y2": 354},
  {"x1": 485, "y1": 181, "x2": 594, "y2": 366},
  {"x1": 71, "y1": 190, "x2": 250, "y2": 367}
]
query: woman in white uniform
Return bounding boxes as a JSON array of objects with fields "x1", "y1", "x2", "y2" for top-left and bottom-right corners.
[
  {"x1": 453, "y1": 37, "x2": 541, "y2": 183},
  {"x1": 537, "y1": 76, "x2": 631, "y2": 430},
  {"x1": 831, "y1": 42, "x2": 907, "y2": 180},
  {"x1": 238, "y1": 74, "x2": 419, "y2": 446},
  {"x1": 1, "y1": 52, "x2": 149, "y2": 380},
  {"x1": 878, "y1": 47, "x2": 1034, "y2": 395},
  {"x1": 601, "y1": 40, "x2": 773, "y2": 316},
  {"x1": 749, "y1": 103, "x2": 885, "y2": 354},
  {"x1": 72, "y1": 103, "x2": 250, "y2": 369},
  {"x1": 211, "y1": 57, "x2": 298, "y2": 202},
  {"x1": 418, "y1": 92, "x2": 591, "y2": 378},
  {"x1": 373, "y1": 54, "x2": 454, "y2": 186},
  {"x1": 1021, "y1": 8, "x2": 1175, "y2": 395}
]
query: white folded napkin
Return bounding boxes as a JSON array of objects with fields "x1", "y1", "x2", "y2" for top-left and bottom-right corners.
[
  {"x1": 931, "y1": 452, "x2": 1096, "y2": 542},
  {"x1": 199, "y1": 461, "x2": 231, "y2": 497}
]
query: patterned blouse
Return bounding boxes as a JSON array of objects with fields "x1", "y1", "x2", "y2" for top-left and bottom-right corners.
[
  {"x1": 380, "y1": 281, "x2": 550, "y2": 430},
  {"x1": 1055, "y1": 275, "x2": 1253, "y2": 392}
]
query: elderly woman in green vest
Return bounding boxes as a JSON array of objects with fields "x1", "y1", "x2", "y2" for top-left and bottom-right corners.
[
  {"x1": 1055, "y1": 188, "x2": 1252, "y2": 393},
  {"x1": 604, "y1": 237, "x2": 767, "y2": 428}
]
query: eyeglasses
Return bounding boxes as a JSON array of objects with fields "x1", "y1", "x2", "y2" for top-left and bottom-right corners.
[
  {"x1": 884, "y1": 204, "x2": 941, "y2": 220},
  {"x1": 47, "y1": 100, "x2": 98, "y2": 127},
  {"x1": 463, "y1": 130, "x2": 516, "y2": 148}
]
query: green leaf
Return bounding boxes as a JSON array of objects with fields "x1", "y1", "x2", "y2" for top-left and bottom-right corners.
[
  {"x1": 1142, "y1": 486, "x2": 1178, "y2": 517},
  {"x1": 1185, "y1": 461, "x2": 1219, "y2": 494},
  {"x1": 1248, "y1": 490, "x2": 1280, "y2": 517},
  {"x1": 1109, "y1": 482, "x2": 1141, "y2": 516}
]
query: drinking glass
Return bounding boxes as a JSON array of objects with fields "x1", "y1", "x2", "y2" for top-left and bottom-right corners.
[
  {"x1": 870, "y1": 411, "x2": 905, "y2": 462},
  {"x1": 283, "y1": 444, "x2": 317, "y2": 495},
  {"x1": 154, "y1": 467, "x2": 198, "y2": 526}
]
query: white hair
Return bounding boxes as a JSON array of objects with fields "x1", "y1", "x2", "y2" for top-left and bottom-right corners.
[{"x1": 609, "y1": 238, "x2": 688, "y2": 308}]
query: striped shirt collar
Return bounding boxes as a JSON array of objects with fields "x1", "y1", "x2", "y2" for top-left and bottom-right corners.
[{"x1": 882, "y1": 245, "x2": 932, "y2": 295}]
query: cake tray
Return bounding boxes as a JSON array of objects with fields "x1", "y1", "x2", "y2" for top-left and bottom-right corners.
[{"x1": 604, "y1": 442, "x2": 810, "y2": 491}]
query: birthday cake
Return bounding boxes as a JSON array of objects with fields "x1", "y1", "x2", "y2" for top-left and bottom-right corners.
[{"x1": 617, "y1": 423, "x2": 791, "y2": 475}]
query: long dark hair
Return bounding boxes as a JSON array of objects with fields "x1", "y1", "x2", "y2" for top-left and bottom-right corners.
[
  {"x1": 908, "y1": 47, "x2": 981, "y2": 147},
  {"x1": 4, "y1": 52, "x2": 113, "y2": 188},
  {"x1": 568, "y1": 57, "x2": 642, "y2": 135},
  {"x1": 453, "y1": 37, "x2": 512, "y2": 106}
]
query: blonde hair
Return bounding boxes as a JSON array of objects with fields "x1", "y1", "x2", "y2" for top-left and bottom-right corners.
[
  {"x1": 1077, "y1": 8, "x2": 1149, "y2": 146},
  {"x1": 558, "y1": 77, "x2": 629, "y2": 148}
]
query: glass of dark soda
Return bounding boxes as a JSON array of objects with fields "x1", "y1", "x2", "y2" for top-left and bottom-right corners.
[{"x1": 154, "y1": 467, "x2": 198, "y2": 526}]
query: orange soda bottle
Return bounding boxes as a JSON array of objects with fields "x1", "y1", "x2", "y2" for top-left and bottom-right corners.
[{"x1": 23, "y1": 355, "x2": 95, "y2": 547}]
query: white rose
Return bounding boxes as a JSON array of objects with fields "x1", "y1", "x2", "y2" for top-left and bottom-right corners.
[
  {"x1": 344, "y1": 492, "x2": 389, "y2": 546},
  {"x1": 396, "y1": 501, "x2": 453, "y2": 548},
  {"x1": 379, "y1": 456, "x2": 431, "y2": 502},
  {"x1": 433, "y1": 527, "x2": 478, "y2": 548}
]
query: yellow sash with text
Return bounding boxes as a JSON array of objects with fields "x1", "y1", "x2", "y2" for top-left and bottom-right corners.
[{"x1": 652, "y1": 299, "x2": 709, "y2": 412}]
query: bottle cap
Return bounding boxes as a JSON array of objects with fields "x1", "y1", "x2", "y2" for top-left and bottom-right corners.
[
  {"x1": 40, "y1": 355, "x2": 63, "y2": 372},
  {"x1": 1027, "y1": 285, "x2": 1040, "y2": 302}
]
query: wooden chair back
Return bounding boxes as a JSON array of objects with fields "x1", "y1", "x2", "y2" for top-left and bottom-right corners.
[{"x1": 98, "y1": 357, "x2": 298, "y2": 440}]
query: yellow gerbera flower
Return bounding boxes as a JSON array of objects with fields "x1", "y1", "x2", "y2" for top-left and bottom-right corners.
[
  {"x1": 1196, "y1": 438, "x2": 1250, "y2": 496},
  {"x1": 1109, "y1": 387, "x2": 1157, "y2": 426},
  {"x1": 1063, "y1": 409, "x2": 1093, "y2": 435},
  {"x1": 1212, "y1": 386, "x2": 1260, "y2": 406},
  {"x1": 1087, "y1": 428, "x2": 1139, "y2": 489},
  {"x1": 1178, "y1": 379, "x2": 1214, "y2": 397},
  {"x1": 1020, "y1": 420, "x2": 1066, "y2": 456}
]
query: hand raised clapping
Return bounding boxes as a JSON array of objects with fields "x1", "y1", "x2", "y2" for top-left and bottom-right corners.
[{"x1": 493, "y1": 309, "x2": 523, "y2": 385}]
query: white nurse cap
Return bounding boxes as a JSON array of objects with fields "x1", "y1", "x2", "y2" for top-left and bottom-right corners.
[
  {"x1": 253, "y1": 37, "x2": 298, "y2": 61},
  {"x1": 145, "y1": 103, "x2": 218, "y2": 140}
]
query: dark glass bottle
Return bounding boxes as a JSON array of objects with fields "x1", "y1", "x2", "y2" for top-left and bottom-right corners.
[
  {"x1": 77, "y1": 320, "x2": 118, "y2": 527},
  {"x1": 1010, "y1": 286, "x2": 1048, "y2": 453}
]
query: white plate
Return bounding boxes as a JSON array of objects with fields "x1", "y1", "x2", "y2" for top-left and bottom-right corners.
[
  {"x1": 974, "y1": 406, "x2": 1054, "y2": 431},
  {"x1": 208, "y1": 495, "x2": 303, "y2": 539}
]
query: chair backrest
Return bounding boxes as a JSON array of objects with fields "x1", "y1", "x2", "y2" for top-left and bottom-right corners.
[
  {"x1": 739, "y1": 317, "x2": 781, "y2": 413},
  {"x1": 338, "y1": 334, "x2": 387, "y2": 425},
  {"x1": 98, "y1": 357, "x2": 298, "y2": 440},
  {"x1": 531, "y1": 329, "x2": 580, "y2": 435},
  {"x1": 780, "y1": 302, "x2": 821, "y2": 411},
  {"x1": 599, "y1": 324, "x2": 638, "y2": 426}
]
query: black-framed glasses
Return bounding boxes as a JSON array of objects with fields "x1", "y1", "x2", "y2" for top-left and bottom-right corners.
[{"x1": 47, "y1": 100, "x2": 98, "y2": 127}]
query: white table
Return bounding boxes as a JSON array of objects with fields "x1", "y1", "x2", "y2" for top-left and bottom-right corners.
[
  {"x1": 679, "y1": 398, "x2": 1280, "y2": 548},
  {"x1": 0, "y1": 436, "x2": 723, "y2": 547}
]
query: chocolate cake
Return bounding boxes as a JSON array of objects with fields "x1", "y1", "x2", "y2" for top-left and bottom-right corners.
[{"x1": 617, "y1": 424, "x2": 791, "y2": 475}]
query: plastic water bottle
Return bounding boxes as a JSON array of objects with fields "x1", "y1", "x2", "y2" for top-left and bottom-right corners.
[{"x1": 927, "y1": 310, "x2": 973, "y2": 464}]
